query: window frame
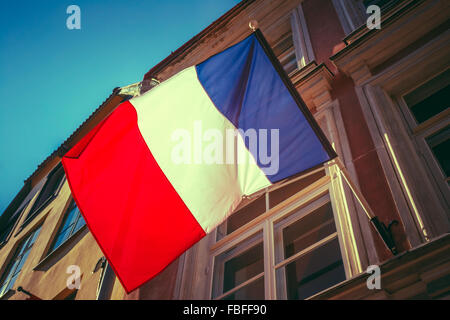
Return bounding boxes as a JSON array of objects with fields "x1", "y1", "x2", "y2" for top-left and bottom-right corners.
[
  {"x1": 0, "y1": 225, "x2": 42, "y2": 298},
  {"x1": 271, "y1": 4, "x2": 315, "y2": 76},
  {"x1": 397, "y1": 70, "x2": 450, "y2": 209},
  {"x1": 21, "y1": 165, "x2": 66, "y2": 229},
  {"x1": 47, "y1": 198, "x2": 87, "y2": 255},
  {"x1": 208, "y1": 170, "x2": 358, "y2": 300},
  {"x1": 0, "y1": 201, "x2": 30, "y2": 247},
  {"x1": 272, "y1": 195, "x2": 345, "y2": 300},
  {"x1": 211, "y1": 231, "x2": 264, "y2": 300}
]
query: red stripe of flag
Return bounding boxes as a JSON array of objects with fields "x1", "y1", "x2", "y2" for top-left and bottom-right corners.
[{"x1": 62, "y1": 101, "x2": 206, "y2": 293}]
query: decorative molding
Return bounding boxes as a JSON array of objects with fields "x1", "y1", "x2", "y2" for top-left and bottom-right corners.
[
  {"x1": 331, "y1": 0, "x2": 449, "y2": 81},
  {"x1": 349, "y1": 30, "x2": 450, "y2": 248},
  {"x1": 291, "y1": 62, "x2": 334, "y2": 111}
]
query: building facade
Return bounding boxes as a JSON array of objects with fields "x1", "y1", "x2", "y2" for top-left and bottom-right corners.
[{"x1": 0, "y1": 0, "x2": 449, "y2": 300}]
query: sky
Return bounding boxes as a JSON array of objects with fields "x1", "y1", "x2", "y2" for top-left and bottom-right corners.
[{"x1": 0, "y1": 0, "x2": 241, "y2": 215}]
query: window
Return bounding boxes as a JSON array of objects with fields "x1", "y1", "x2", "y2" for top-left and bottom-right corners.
[
  {"x1": 0, "y1": 203, "x2": 28, "y2": 245},
  {"x1": 273, "y1": 27, "x2": 298, "y2": 75},
  {"x1": 425, "y1": 127, "x2": 449, "y2": 184},
  {"x1": 23, "y1": 164, "x2": 65, "y2": 226},
  {"x1": 272, "y1": 4, "x2": 314, "y2": 75},
  {"x1": 0, "y1": 183, "x2": 35, "y2": 246},
  {"x1": 49, "y1": 199, "x2": 86, "y2": 253},
  {"x1": 274, "y1": 201, "x2": 345, "y2": 299},
  {"x1": 403, "y1": 70, "x2": 449, "y2": 125},
  {"x1": 212, "y1": 232, "x2": 264, "y2": 300},
  {"x1": 402, "y1": 70, "x2": 450, "y2": 189},
  {"x1": 0, "y1": 226, "x2": 42, "y2": 297},
  {"x1": 211, "y1": 171, "x2": 348, "y2": 300}
]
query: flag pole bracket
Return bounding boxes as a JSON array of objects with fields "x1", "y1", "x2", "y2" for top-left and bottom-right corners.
[
  {"x1": 370, "y1": 217, "x2": 399, "y2": 255},
  {"x1": 334, "y1": 158, "x2": 399, "y2": 256},
  {"x1": 249, "y1": 20, "x2": 259, "y2": 31}
]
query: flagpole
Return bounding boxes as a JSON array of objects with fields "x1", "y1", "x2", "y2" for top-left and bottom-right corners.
[{"x1": 334, "y1": 158, "x2": 398, "y2": 255}]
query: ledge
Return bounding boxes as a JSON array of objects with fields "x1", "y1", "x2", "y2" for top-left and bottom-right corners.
[
  {"x1": 290, "y1": 61, "x2": 334, "y2": 111},
  {"x1": 330, "y1": 0, "x2": 448, "y2": 83},
  {"x1": 311, "y1": 233, "x2": 450, "y2": 299}
]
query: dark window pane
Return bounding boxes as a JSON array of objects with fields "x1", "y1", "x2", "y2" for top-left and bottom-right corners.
[
  {"x1": 408, "y1": 85, "x2": 449, "y2": 124},
  {"x1": 223, "y1": 242, "x2": 264, "y2": 292},
  {"x1": 212, "y1": 233, "x2": 264, "y2": 298},
  {"x1": 426, "y1": 126, "x2": 450, "y2": 179},
  {"x1": 282, "y1": 202, "x2": 336, "y2": 260},
  {"x1": 222, "y1": 277, "x2": 265, "y2": 300},
  {"x1": 0, "y1": 223, "x2": 15, "y2": 243},
  {"x1": 404, "y1": 70, "x2": 450, "y2": 124},
  {"x1": 280, "y1": 238, "x2": 346, "y2": 300}
]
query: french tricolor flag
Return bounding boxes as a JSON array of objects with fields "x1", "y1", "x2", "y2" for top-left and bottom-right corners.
[{"x1": 62, "y1": 31, "x2": 335, "y2": 293}]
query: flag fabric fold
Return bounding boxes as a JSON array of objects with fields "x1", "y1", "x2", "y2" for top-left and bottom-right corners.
[{"x1": 62, "y1": 31, "x2": 335, "y2": 293}]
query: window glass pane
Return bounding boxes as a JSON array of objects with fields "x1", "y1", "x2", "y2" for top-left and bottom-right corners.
[
  {"x1": 17, "y1": 238, "x2": 32, "y2": 257},
  {"x1": 269, "y1": 170, "x2": 326, "y2": 208},
  {"x1": 281, "y1": 202, "x2": 336, "y2": 262},
  {"x1": 28, "y1": 227, "x2": 42, "y2": 247},
  {"x1": 212, "y1": 232, "x2": 263, "y2": 298},
  {"x1": 58, "y1": 204, "x2": 78, "y2": 234},
  {"x1": 404, "y1": 70, "x2": 450, "y2": 124},
  {"x1": 0, "y1": 223, "x2": 14, "y2": 243},
  {"x1": 0, "y1": 259, "x2": 20, "y2": 288},
  {"x1": 50, "y1": 201, "x2": 85, "y2": 253},
  {"x1": 426, "y1": 125, "x2": 450, "y2": 181},
  {"x1": 4, "y1": 273, "x2": 19, "y2": 293},
  {"x1": 223, "y1": 242, "x2": 264, "y2": 293},
  {"x1": 0, "y1": 226, "x2": 41, "y2": 297},
  {"x1": 0, "y1": 282, "x2": 9, "y2": 297},
  {"x1": 51, "y1": 228, "x2": 72, "y2": 250},
  {"x1": 27, "y1": 165, "x2": 65, "y2": 220},
  {"x1": 276, "y1": 238, "x2": 346, "y2": 300},
  {"x1": 12, "y1": 251, "x2": 30, "y2": 278},
  {"x1": 73, "y1": 213, "x2": 86, "y2": 234},
  {"x1": 222, "y1": 276, "x2": 265, "y2": 300}
]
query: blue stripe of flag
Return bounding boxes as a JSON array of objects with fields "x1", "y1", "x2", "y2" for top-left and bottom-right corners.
[{"x1": 196, "y1": 34, "x2": 331, "y2": 183}]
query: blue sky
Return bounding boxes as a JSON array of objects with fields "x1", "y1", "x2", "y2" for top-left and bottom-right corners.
[{"x1": 0, "y1": 0, "x2": 240, "y2": 214}]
